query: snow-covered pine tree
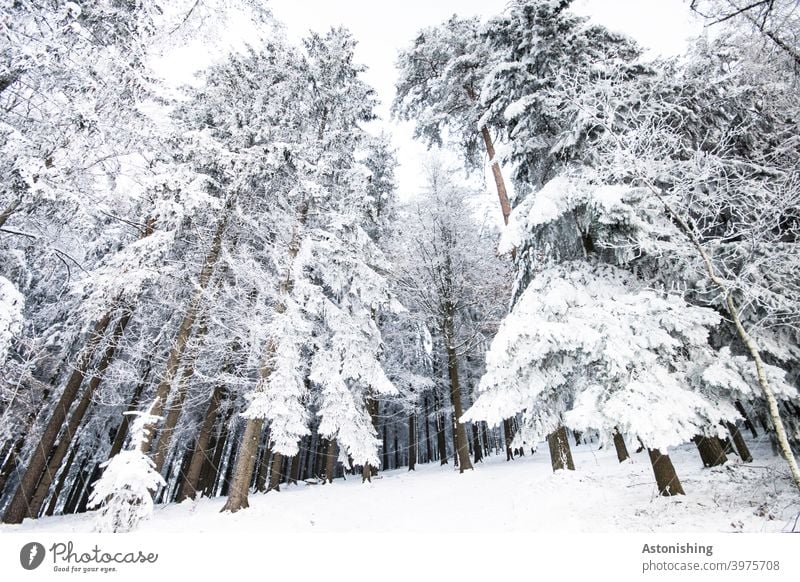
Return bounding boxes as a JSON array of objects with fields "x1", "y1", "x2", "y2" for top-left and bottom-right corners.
[{"x1": 88, "y1": 411, "x2": 165, "y2": 533}]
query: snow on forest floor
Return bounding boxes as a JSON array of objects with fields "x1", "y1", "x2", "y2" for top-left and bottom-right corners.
[{"x1": 3, "y1": 436, "x2": 799, "y2": 534}]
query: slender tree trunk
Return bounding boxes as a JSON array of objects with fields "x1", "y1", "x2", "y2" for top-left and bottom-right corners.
[
  {"x1": 693, "y1": 435, "x2": 728, "y2": 467},
  {"x1": 472, "y1": 424, "x2": 483, "y2": 463},
  {"x1": 727, "y1": 422, "x2": 753, "y2": 463},
  {"x1": 735, "y1": 401, "x2": 759, "y2": 438},
  {"x1": 255, "y1": 432, "x2": 272, "y2": 493},
  {"x1": 408, "y1": 412, "x2": 417, "y2": 471},
  {"x1": 25, "y1": 311, "x2": 132, "y2": 519},
  {"x1": 325, "y1": 440, "x2": 337, "y2": 484},
  {"x1": 648, "y1": 448, "x2": 685, "y2": 496},
  {"x1": 289, "y1": 453, "x2": 302, "y2": 485},
  {"x1": 503, "y1": 418, "x2": 515, "y2": 461},
  {"x1": 612, "y1": 427, "x2": 630, "y2": 463},
  {"x1": 62, "y1": 457, "x2": 89, "y2": 515},
  {"x1": 443, "y1": 318, "x2": 473, "y2": 473},
  {"x1": 267, "y1": 452, "x2": 283, "y2": 493},
  {"x1": 3, "y1": 310, "x2": 115, "y2": 524},
  {"x1": 362, "y1": 395, "x2": 380, "y2": 479},
  {"x1": 424, "y1": 395, "x2": 432, "y2": 463},
  {"x1": 141, "y1": 211, "x2": 230, "y2": 454},
  {"x1": 152, "y1": 320, "x2": 208, "y2": 474},
  {"x1": 547, "y1": 425, "x2": 575, "y2": 472},
  {"x1": 434, "y1": 392, "x2": 448, "y2": 465},
  {"x1": 201, "y1": 415, "x2": 231, "y2": 497},
  {"x1": 176, "y1": 385, "x2": 225, "y2": 501},
  {"x1": 43, "y1": 445, "x2": 78, "y2": 516}
]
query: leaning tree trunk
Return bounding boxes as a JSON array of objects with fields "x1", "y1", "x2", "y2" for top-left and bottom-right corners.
[
  {"x1": 152, "y1": 321, "x2": 208, "y2": 474},
  {"x1": 2, "y1": 309, "x2": 117, "y2": 524},
  {"x1": 547, "y1": 425, "x2": 575, "y2": 472},
  {"x1": 648, "y1": 448, "x2": 685, "y2": 496},
  {"x1": 693, "y1": 435, "x2": 727, "y2": 468},
  {"x1": 612, "y1": 427, "x2": 630, "y2": 463},
  {"x1": 177, "y1": 384, "x2": 226, "y2": 501},
  {"x1": 735, "y1": 401, "x2": 759, "y2": 439},
  {"x1": 220, "y1": 418, "x2": 263, "y2": 512},
  {"x1": 726, "y1": 422, "x2": 753, "y2": 463},
  {"x1": 141, "y1": 209, "x2": 230, "y2": 454},
  {"x1": 43, "y1": 445, "x2": 78, "y2": 517}
]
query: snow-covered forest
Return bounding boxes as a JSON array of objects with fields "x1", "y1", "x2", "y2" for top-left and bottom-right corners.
[{"x1": 1, "y1": 0, "x2": 799, "y2": 535}]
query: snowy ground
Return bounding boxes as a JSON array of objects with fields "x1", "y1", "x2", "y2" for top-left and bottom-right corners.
[{"x1": 3, "y1": 436, "x2": 799, "y2": 534}]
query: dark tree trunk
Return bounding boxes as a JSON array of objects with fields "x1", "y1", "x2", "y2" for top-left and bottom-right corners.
[
  {"x1": 76, "y1": 462, "x2": 103, "y2": 514},
  {"x1": 43, "y1": 445, "x2": 78, "y2": 516},
  {"x1": 727, "y1": 421, "x2": 753, "y2": 463},
  {"x1": 481, "y1": 423, "x2": 490, "y2": 457},
  {"x1": 325, "y1": 440, "x2": 337, "y2": 484},
  {"x1": 289, "y1": 453, "x2": 302, "y2": 485},
  {"x1": 267, "y1": 452, "x2": 283, "y2": 492},
  {"x1": 648, "y1": 448, "x2": 685, "y2": 496},
  {"x1": 177, "y1": 385, "x2": 225, "y2": 501},
  {"x1": 424, "y1": 395, "x2": 432, "y2": 463},
  {"x1": 574, "y1": 431, "x2": 582, "y2": 447},
  {"x1": 735, "y1": 401, "x2": 758, "y2": 438},
  {"x1": 547, "y1": 425, "x2": 575, "y2": 472},
  {"x1": 442, "y1": 311, "x2": 472, "y2": 473},
  {"x1": 362, "y1": 396, "x2": 380, "y2": 480},
  {"x1": 472, "y1": 424, "x2": 483, "y2": 463},
  {"x1": 200, "y1": 417, "x2": 228, "y2": 497},
  {"x1": 62, "y1": 457, "x2": 89, "y2": 515},
  {"x1": 0, "y1": 435, "x2": 25, "y2": 499},
  {"x1": 408, "y1": 412, "x2": 417, "y2": 471},
  {"x1": 612, "y1": 428, "x2": 630, "y2": 463},
  {"x1": 693, "y1": 435, "x2": 728, "y2": 467},
  {"x1": 381, "y1": 420, "x2": 389, "y2": 471},
  {"x1": 255, "y1": 431, "x2": 272, "y2": 493},
  {"x1": 503, "y1": 418, "x2": 515, "y2": 461}
]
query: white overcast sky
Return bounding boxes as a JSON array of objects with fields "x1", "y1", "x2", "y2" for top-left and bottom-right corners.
[{"x1": 155, "y1": 0, "x2": 704, "y2": 213}]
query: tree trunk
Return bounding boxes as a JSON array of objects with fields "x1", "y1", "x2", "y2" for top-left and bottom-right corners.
[
  {"x1": 408, "y1": 412, "x2": 417, "y2": 471},
  {"x1": 43, "y1": 445, "x2": 78, "y2": 516},
  {"x1": 693, "y1": 435, "x2": 728, "y2": 467},
  {"x1": 547, "y1": 425, "x2": 575, "y2": 472},
  {"x1": 2, "y1": 310, "x2": 115, "y2": 524},
  {"x1": 612, "y1": 427, "x2": 630, "y2": 463},
  {"x1": 289, "y1": 453, "x2": 302, "y2": 485},
  {"x1": 735, "y1": 401, "x2": 758, "y2": 438},
  {"x1": 176, "y1": 384, "x2": 225, "y2": 501},
  {"x1": 201, "y1": 415, "x2": 231, "y2": 498},
  {"x1": 254, "y1": 431, "x2": 272, "y2": 493},
  {"x1": 443, "y1": 321, "x2": 473, "y2": 473},
  {"x1": 503, "y1": 418, "x2": 515, "y2": 461},
  {"x1": 325, "y1": 440, "x2": 337, "y2": 484},
  {"x1": 648, "y1": 448, "x2": 685, "y2": 496},
  {"x1": 25, "y1": 310, "x2": 132, "y2": 519},
  {"x1": 152, "y1": 321, "x2": 208, "y2": 474},
  {"x1": 727, "y1": 421, "x2": 753, "y2": 463},
  {"x1": 62, "y1": 457, "x2": 89, "y2": 515},
  {"x1": 424, "y1": 395, "x2": 432, "y2": 463},
  {"x1": 435, "y1": 392, "x2": 448, "y2": 465},
  {"x1": 362, "y1": 395, "x2": 380, "y2": 479},
  {"x1": 220, "y1": 418, "x2": 263, "y2": 512},
  {"x1": 472, "y1": 424, "x2": 483, "y2": 463},
  {"x1": 267, "y1": 452, "x2": 283, "y2": 493}
]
